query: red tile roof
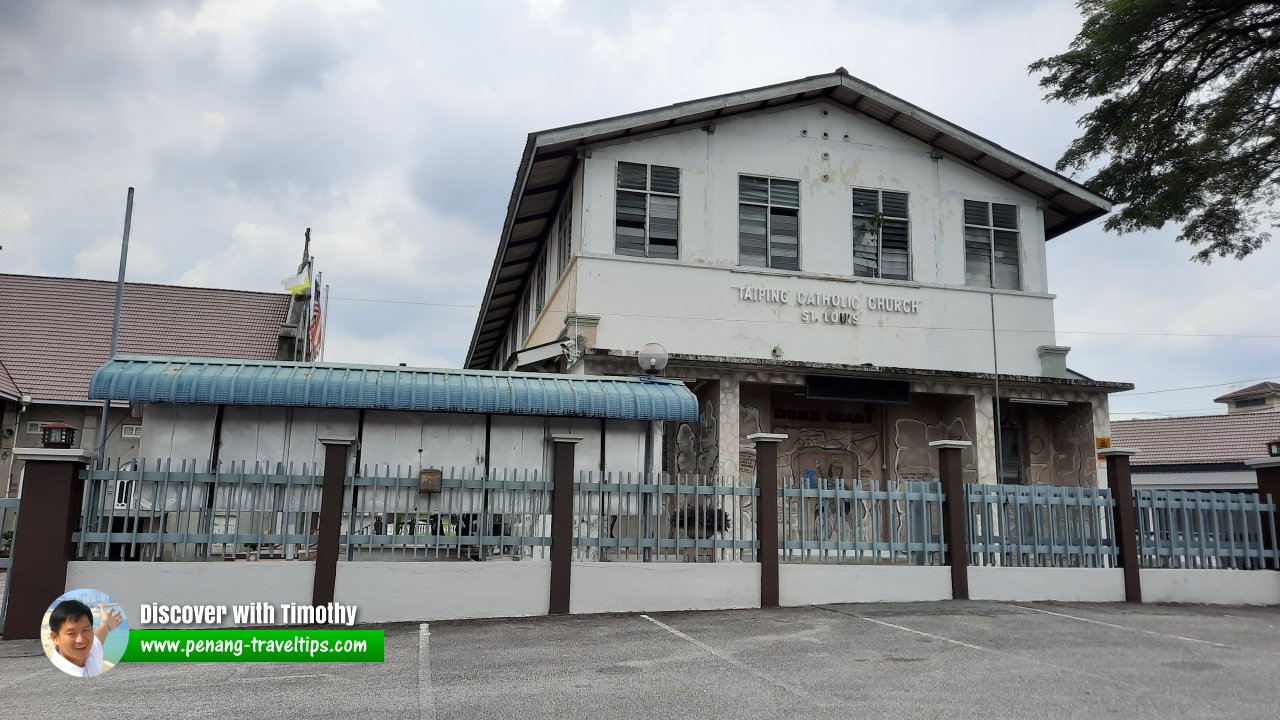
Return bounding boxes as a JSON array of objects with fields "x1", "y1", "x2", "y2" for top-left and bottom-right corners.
[
  {"x1": 0, "y1": 274, "x2": 290, "y2": 403},
  {"x1": 1110, "y1": 411, "x2": 1280, "y2": 466},
  {"x1": 1213, "y1": 381, "x2": 1280, "y2": 402}
]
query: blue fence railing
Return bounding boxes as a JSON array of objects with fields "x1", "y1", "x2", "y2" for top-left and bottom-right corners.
[
  {"x1": 1133, "y1": 489, "x2": 1279, "y2": 569},
  {"x1": 967, "y1": 484, "x2": 1118, "y2": 568}
]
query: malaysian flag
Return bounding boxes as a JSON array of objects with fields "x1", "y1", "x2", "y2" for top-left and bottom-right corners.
[{"x1": 309, "y1": 278, "x2": 324, "y2": 361}]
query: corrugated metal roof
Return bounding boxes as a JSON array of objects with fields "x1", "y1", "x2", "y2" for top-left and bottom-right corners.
[
  {"x1": 89, "y1": 356, "x2": 699, "y2": 422},
  {"x1": 1111, "y1": 411, "x2": 1280, "y2": 466},
  {"x1": 0, "y1": 274, "x2": 290, "y2": 402}
]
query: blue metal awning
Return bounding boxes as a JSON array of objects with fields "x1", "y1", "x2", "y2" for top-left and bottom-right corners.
[{"x1": 90, "y1": 356, "x2": 698, "y2": 422}]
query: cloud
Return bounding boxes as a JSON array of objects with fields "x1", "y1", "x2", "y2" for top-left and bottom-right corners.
[{"x1": 1, "y1": 0, "x2": 1275, "y2": 403}]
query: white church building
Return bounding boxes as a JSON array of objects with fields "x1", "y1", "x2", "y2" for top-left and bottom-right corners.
[{"x1": 466, "y1": 69, "x2": 1132, "y2": 489}]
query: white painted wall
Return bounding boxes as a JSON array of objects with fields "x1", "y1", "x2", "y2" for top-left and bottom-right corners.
[
  {"x1": 555, "y1": 101, "x2": 1058, "y2": 376},
  {"x1": 967, "y1": 567, "x2": 1125, "y2": 603},
  {"x1": 335, "y1": 561, "x2": 552, "y2": 622},
  {"x1": 1140, "y1": 569, "x2": 1280, "y2": 606},
  {"x1": 139, "y1": 404, "x2": 217, "y2": 465},
  {"x1": 570, "y1": 562, "x2": 760, "y2": 614},
  {"x1": 779, "y1": 565, "x2": 952, "y2": 605},
  {"x1": 66, "y1": 561, "x2": 315, "y2": 628}
]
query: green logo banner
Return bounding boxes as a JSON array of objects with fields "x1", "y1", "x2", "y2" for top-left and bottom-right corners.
[{"x1": 121, "y1": 629, "x2": 384, "y2": 663}]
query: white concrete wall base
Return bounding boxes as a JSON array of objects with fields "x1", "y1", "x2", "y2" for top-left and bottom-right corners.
[
  {"x1": 1140, "y1": 569, "x2": 1280, "y2": 606},
  {"x1": 570, "y1": 562, "x2": 760, "y2": 614},
  {"x1": 336, "y1": 561, "x2": 552, "y2": 623},
  {"x1": 66, "y1": 561, "x2": 315, "y2": 628},
  {"x1": 779, "y1": 565, "x2": 952, "y2": 605},
  {"x1": 967, "y1": 566, "x2": 1125, "y2": 603}
]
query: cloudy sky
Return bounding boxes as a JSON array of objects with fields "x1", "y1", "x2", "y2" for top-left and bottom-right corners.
[{"x1": 1, "y1": 0, "x2": 1275, "y2": 420}]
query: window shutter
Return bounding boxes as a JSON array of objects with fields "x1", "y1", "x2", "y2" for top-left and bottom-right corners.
[
  {"x1": 739, "y1": 176, "x2": 769, "y2": 204},
  {"x1": 851, "y1": 189, "x2": 878, "y2": 215},
  {"x1": 852, "y1": 217, "x2": 878, "y2": 277},
  {"x1": 648, "y1": 194, "x2": 679, "y2": 259},
  {"x1": 880, "y1": 219, "x2": 910, "y2": 280},
  {"x1": 649, "y1": 165, "x2": 680, "y2": 194},
  {"x1": 769, "y1": 208, "x2": 800, "y2": 270},
  {"x1": 965, "y1": 226, "x2": 993, "y2": 287},
  {"x1": 881, "y1": 191, "x2": 908, "y2": 219},
  {"x1": 991, "y1": 203, "x2": 1018, "y2": 229},
  {"x1": 769, "y1": 179, "x2": 800, "y2": 208},
  {"x1": 992, "y1": 230, "x2": 1020, "y2": 290},
  {"x1": 739, "y1": 205, "x2": 768, "y2": 267},
  {"x1": 617, "y1": 162, "x2": 647, "y2": 190},
  {"x1": 557, "y1": 194, "x2": 572, "y2": 275},
  {"x1": 964, "y1": 200, "x2": 989, "y2": 226},
  {"x1": 614, "y1": 191, "x2": 647, "y2": 256}
]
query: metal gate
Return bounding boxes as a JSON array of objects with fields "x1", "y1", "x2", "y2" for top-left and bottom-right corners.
[{"x1": 0, "y1": 497, "x2": 18, "y2": 635}]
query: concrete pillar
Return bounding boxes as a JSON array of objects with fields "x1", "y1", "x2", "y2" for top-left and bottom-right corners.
[
  {"x1": 1100, "y1": 448, "x2": 1142, "y2": 602},
  {"x1": 748, "y1": 433, "x2": 786, "y2": 609},
  {"x1": 312, "y1": 437, "x2": 353, "y2": 608},
  {"x1": 5, "y1": 448, "x2": 93, "y2": 639},
  {"x1": 1245, "y1": 455, "x2": 1280, "y2": 569},
  {"x1": 931, "y1": 440, "x2": 971, "y2": 600},
  {"x1": 716, "y1": 376, "x2": 741, "y2": 480},
  {"x1": 549, "y1": 433, "x2": 583, "y2": 615}
]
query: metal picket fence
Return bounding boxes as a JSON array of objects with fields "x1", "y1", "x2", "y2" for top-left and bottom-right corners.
[
  {"x1": 966, "y1": 484, "x2": 1118, "y2": 568},
  {"x1": 0, "y1": 496, "x2": 18, "y2": 633},
  {"x1": 571, "y1": 472, "x2": 757, "y2": 562},
  {"x1": 341, "y1": 466, "x2": 552, "y2": 561},
  {"x1": 75, "y1": 458, "x2": 323, "y2": 561},
  {"x1": 1133, "y1": 489, "x2": 1279, "y2": 569},
  {"x1": 779, "y1": 477, "x2": 945, "y2": 565}
]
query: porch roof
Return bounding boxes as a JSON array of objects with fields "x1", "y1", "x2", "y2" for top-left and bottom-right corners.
[{"x1": 89, "y1": 356, "x2": 697, "y2": 422}]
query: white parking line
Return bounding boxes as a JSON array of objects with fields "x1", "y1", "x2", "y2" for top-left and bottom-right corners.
[
  {"x1": 818, "y1": 606, "x2": 1139, "y2": 687},
  {"x1": 639, "y1": 614, "x2": 813, "y2": 700},
  {"x1": 854, "y1": 615, "x2": 984, "y2": 650},
  {"x1": 419, "y1": 623, "x2": 436, "y2": 720},
  {"x1": 1012, "y1": 605, "x2": 1234, "y2": 649}
]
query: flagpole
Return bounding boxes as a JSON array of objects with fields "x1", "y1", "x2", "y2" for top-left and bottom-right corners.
[
  {"x1": 322, "y1": 282, "x2": 329, "y2": 362},
  {"x1": 303, "y1": 256, "x2": 313, "y2": 363},
  {"x1": 98, "y1": 187, "x2": 133, "y2": 461}
]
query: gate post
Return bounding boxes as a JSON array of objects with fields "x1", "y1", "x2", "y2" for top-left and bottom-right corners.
[
  {"x1": 747, "y1": 433, "x2": 786, "y2": 609},
  {"x1": 549, "y1": 434, "x2": 583, "y2": 615},
  {"x1": 931, "y1": 440, "x2": 971, "y2": 601},
  {"x1": 313, "y1": 437, "x2": 354, "y2": 608},
  {"x1": 5, "y1": 448, "x2": 93, "y2": 639},
  {"x1": 1100, "y1": 448, "x2": 1142, "y2": 602},
  {"x1": 1245, "y1": 454, "x2": 1280, "y2": 569}
]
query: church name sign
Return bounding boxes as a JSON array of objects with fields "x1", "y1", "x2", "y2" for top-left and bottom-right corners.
[{"x1": 731, "y1": 284, "x2": 921, "y2": 325}]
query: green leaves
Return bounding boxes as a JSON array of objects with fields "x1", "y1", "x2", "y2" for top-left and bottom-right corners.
[{"x1": 1033, "y1": 0, "x2": 1280, "y2": 261}]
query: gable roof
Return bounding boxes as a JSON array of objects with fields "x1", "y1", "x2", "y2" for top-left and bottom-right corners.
[
  {"x1": 89, "y1": 356, "x2": 698, "y2": 422},
  {"x1": 466, "y1": 69, "x2": 1113, "y2": 369},
  {"x1": 0, "y1": 274, "x2": 291, "y2": 404},
  {"x1": 1110, "y1": 412, "x2": 1280, "y2": 466},
  {"x1": 1214, "y1": 381, "x2": 1280, "y2": 403}
]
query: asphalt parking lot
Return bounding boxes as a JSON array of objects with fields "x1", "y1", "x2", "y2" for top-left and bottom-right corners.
[{"x1": 2, "y1": 601, "x2": 1278, "y2": 720}]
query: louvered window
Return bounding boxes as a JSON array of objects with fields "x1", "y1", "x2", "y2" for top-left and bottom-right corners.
[
  {"x1": 534, "y1": 253, "x2": 547, "y2": 315},
  {"x1": 963, "y1": 200, "x2": 1021, "y2": 290},
  {"x1": 739, "y1": 175, "x2": 800, "y2": 270},
  {"x1": 556, "y1": 192, "x2": 572, "y2": 277},
  {"x1": 851, "y1": 188, "x2": 910, "y2": 280},
  {"x1": 615, "y1": 162, "x2": 679, "y2": 259}
]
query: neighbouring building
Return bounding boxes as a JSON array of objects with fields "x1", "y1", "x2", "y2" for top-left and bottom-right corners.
[
  {"x1": 465, "y1": 69, "x2": 1133, "y2": 488},
  {"x1": 1111, "y1": 384, "x2": 1280, "y2": 490},
  {"x1": 0, "y1": 273, "x2": 307, "y2": 496}
]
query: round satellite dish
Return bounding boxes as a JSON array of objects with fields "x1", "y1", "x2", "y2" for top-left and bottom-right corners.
[{"x1": 637, "y1": 343, "x2": 669, "y2": 375}]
